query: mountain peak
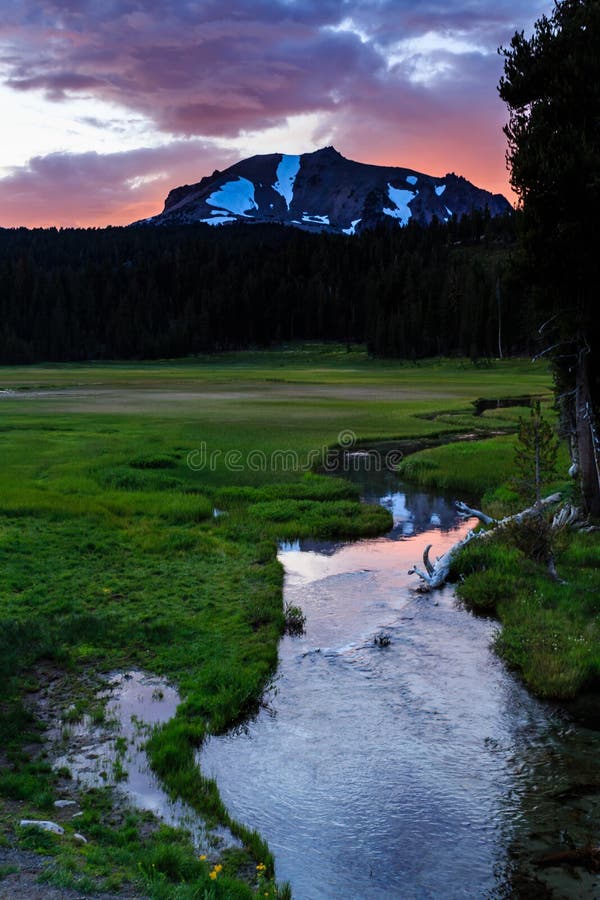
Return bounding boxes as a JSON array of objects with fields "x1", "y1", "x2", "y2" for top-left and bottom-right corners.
[
  {"x1": 311, "y1": 145, "x2": 343, "y2": 158},
  {"x1": 139, "y1": 148, "x2": 511, "y2": 232}
]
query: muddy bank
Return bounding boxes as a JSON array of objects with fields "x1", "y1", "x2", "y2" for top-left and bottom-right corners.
[
  {"x1": 1, "y1": 667, "x2": 241, "y2": 896},
  {"x1": 29, "y1": 668, "x2": 238, "y2": 854}
]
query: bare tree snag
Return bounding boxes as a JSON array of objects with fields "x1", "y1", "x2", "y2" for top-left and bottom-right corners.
[
  {"x1": 455, "y1": 501, "x2": 496, "y2": 526},
  {"x1": 409, "y1": 494, "x2": 565, "y2": 591},
  {"x1": 422, "y1": 544, "x2": 435, "y2": 576}
]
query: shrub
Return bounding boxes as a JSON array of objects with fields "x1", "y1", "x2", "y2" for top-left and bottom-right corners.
[
  {"x1": 506, "y1": 513, "x2": 553, "y2": 564},
  {"x1": 284, "y1": 603, "x2": 306, "y2": 635}
]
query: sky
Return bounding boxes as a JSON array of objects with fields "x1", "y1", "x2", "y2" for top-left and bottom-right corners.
[{"x1": 0, "y1": 0, "x2": 549, "y2": 228}]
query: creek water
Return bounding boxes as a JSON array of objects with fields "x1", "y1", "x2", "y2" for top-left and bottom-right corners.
[
  {"x1": 51, "y1": 671, "x2": 227, "y2": 850},
  {"x1": 200, "y1": 466, "x2": 600, "y2": 899}
]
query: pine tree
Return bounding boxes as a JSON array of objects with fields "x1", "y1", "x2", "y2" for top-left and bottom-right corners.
[
  {"x1": 513, "y1": 401, "x2": 559, "y2": 504},
  {"x1": 499, "y1": 0, "x2": 600, "y2": 515}
]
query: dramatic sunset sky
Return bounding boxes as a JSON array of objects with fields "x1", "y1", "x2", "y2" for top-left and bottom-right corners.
[{"x1": 0, "y1": 0, "x2": 548, "y2": 228}]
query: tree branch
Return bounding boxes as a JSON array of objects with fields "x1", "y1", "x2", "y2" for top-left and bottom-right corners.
[
  {"x1": 455, "y1": 501, "x2": 496, "y2": 525},
  {"x1": 423, "y1": 544, "x2": 435, "y2": 575}
]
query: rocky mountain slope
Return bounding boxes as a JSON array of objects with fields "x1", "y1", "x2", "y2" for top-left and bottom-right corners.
[{"x1": 138, "y1": 146, "x2": 511, "y2": 233}]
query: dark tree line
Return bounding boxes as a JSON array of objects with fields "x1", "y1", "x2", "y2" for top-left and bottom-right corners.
[{"x1": 0, "y1": 209, "x2": 532, "y2": 364}]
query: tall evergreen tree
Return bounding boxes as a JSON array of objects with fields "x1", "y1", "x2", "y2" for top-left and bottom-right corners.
[{"x1": 499, "y1": 0, "x2": 600, "y2": 515}]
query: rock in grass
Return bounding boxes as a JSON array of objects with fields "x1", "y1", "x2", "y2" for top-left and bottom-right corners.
[
  {"x1": 73, "y1": 833, "x2": 87, "y2": 843},
  {"x1": 19, "y1": 820, "x2": 64, "y2": 835},
  {"x1": 54, "y1": 799, "x2": 77, "y2": 808}
]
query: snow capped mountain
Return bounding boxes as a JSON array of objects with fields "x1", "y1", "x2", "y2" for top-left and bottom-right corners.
[{"x1": 139, "y1": 146, "x2": 511, "y2": 233}]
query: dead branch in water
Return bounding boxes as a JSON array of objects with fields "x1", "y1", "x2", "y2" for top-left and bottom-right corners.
[{"x1": 408, "y1": 493, "x2": 566, "y2": 591}]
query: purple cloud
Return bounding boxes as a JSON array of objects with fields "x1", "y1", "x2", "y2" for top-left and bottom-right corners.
[
  {"x1": 0, "y1": 141, "x2": 235, "y2": 227},
  {"x1": 1, "y1": 0, "x2": 541, "y2": 135},
  {"x1": 0, "y1": 0, "x2": 546, "y2": 223}
]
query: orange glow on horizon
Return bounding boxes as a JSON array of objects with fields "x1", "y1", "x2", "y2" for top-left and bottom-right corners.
[{"x1": 2, "y1": 142, "x2": 515, "y2": 230}]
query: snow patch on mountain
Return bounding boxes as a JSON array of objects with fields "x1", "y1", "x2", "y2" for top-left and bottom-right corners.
[
  {"x1": 206, "y1": 177, "x2": 257, "y2": 217},
  {"x1": 343, "y1": 218, "x2": 361, "y2": 235},
  {"x1": 143, "y1": 146, "x2": 512, "y2": 232},
  {"x1": 302, "y1": 214, "x2": 330, "y2": 224},
  {"x1": 383, "y1": 185, "x2": 415, "y2": 226},
  {"x1": 202, "y1": 215, "x2": 237, "y2": 226},
  {"x1": 273, "y1": 154, "x2": 301, "y2": 209}
]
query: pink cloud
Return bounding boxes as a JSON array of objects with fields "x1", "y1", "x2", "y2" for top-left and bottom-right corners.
[
  {"x1": 1, "y1": 1, "x2": 525, "y2": 136},
  {"x1": 0, "y1": 142, "x2": 235, "y2": 227},
  {"x1": 0, "y1": 0, "x2": 540, "y2": 223}
]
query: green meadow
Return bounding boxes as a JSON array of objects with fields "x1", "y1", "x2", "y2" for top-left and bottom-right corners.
[{"x1": 0, "y1": 347, "x2": 576, "y2": 896}]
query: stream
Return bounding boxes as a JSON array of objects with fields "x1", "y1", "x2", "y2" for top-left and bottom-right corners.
[{"x1": 200, "y1": 466, "x2": 600, "y2": 899}]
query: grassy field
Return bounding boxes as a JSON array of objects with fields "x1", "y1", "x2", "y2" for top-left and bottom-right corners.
[{"x1": 0, "y1": 348, "x2": 555, "y2": 896}]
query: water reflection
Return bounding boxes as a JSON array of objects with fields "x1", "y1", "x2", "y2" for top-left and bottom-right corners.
[{"x1": 200, "y1": 473, "x2": 600, "y2": 899}]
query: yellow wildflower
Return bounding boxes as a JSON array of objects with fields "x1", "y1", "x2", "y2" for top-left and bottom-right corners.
[
  {"x1": 209, "y1": 871, "x2": 217, "y2": 880},
  {"x1": 199, "y1": 854, "x2": 207, "y2": 861}
]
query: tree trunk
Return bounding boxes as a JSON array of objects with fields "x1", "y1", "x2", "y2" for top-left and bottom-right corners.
[
  {"x1": 575, "y1": 349, "x2": 600, "y2": 518},
  {"x1": 535, "y1": 427, "x2": 541, "y2": 503},
  {"x1": 496, "y1": 275, "x2": 503, "y2": 360}
]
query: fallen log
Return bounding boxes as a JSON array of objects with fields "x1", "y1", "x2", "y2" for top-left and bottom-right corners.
[
  {"x1": 409, "y1": 493, "x2": 563, "y2": 591},
  {"x1": 408, "y1": 529, "x2": 479, "y2": 590}
]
